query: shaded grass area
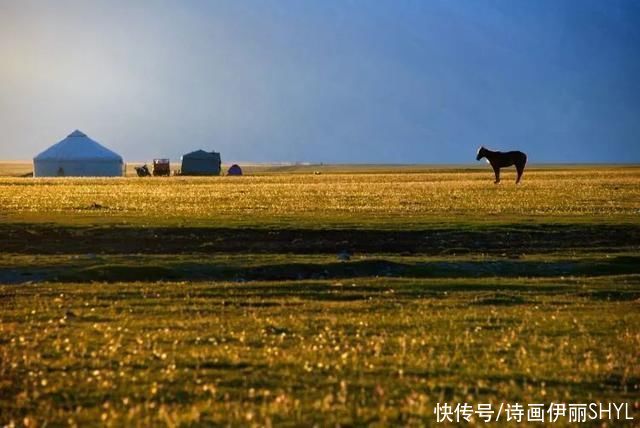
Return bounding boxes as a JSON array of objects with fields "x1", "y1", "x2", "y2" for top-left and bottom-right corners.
[
  {"x1": 2, "y1": 222, "x2": 639, "y2": 255},
  {"x1": 1, "y1": 277, "x2": 638, "y2": 426},
  {"x1": 1, "y1": 253, "x2": 640, "y2": 285}
]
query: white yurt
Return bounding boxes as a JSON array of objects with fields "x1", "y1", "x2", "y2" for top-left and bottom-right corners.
[{"x1": 33, "y1": 130, "x2": 124, "y2": 177}]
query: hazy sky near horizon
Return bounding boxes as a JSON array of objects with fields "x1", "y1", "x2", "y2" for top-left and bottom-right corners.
[{"x1": 1, "y1": 0, "x2": 639, "y2": 163}]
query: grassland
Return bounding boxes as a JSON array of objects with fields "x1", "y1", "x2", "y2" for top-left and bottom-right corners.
[
  {"x1": 0, "y1": 166, "x2": 639, "y2": 227},
  {"x1": 0, "y1": 165, "x2": 639, "y2": 426}
]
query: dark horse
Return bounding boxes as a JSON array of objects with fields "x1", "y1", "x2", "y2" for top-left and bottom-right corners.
[{"x1": 476, "y1": 147, "x2": 527, "y2": 184}]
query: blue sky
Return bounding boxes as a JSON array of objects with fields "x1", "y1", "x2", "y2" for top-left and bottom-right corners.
[{"x1": 1, "y1": 0, "x2": 639, "y2": 163}]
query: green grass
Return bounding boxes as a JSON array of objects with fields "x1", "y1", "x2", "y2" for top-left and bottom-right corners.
[
  {"x1": 1, "y1": 277, "x2": 639, "y2": 426},
  {"x1": 2, "y1": 252, "x2": 640, "y2": 284}
]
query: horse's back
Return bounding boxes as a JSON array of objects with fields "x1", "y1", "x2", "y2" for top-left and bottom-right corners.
[{"x1": 505, "y1": 151, "x2": 527, "y2": 164}]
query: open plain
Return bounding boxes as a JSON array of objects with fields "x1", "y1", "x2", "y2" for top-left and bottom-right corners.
[{"x1": 1, "y1": 164, "x2": 639, "y2": 426}]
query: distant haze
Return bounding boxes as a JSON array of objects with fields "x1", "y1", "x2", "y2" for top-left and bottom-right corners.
[{"x1": 1, "y1": 0, "x2": 639, "y2": 163}]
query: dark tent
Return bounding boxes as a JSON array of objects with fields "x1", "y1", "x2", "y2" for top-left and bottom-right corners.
[
  {"x1": 227, "y1": 164, "x2": 243, "y2": 176},
  {"x1": 180, "y1": 150, "x2": 221, "y2": 176}
]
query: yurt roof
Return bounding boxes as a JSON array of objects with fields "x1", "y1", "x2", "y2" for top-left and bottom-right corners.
[
  {"x1": 182, "y1": 149, "x2": 219, "y2": 159},
  {"x1": 34, "y1": 130, "x2": 123, "y2": 162}
]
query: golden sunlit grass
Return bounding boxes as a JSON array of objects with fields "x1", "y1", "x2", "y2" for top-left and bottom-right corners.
[
  {"x1": 0, "y1": 167, "x2": 638, "y2": 227},
  {"x1": 1, "y1": 277, "x2": 639, "y2": 426}
]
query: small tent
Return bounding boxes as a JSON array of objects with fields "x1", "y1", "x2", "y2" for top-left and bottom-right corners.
[
  {"x1": 227, "y1": 164, "x2": 243, "y2": 176},
  {"x1": 181, "y1": 150, "x2": 221, "y2": 175},
  {"x1": 33, "y1": 130, "x2": 123, "y2": 177}
]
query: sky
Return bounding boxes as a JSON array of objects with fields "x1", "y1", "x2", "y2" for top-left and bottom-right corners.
[{"x1": 1, "y1": 0, "x2": 639, "y2": 163}]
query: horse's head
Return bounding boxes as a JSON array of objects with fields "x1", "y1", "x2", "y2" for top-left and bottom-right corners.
[{"x1": 476, "y1": 146, "x2": 486, "y2": 161}]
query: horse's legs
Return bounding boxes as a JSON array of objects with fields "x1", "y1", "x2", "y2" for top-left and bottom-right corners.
[
  {"x1": 492, "y1": 165, "x2": 500, "y2": 184},
  {"x1": 515, "y1": 162, "x2": 525, "y2": 184}
]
